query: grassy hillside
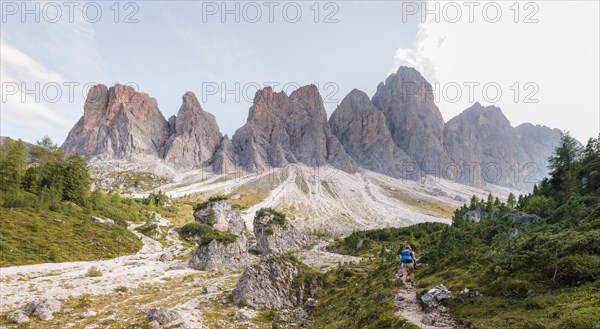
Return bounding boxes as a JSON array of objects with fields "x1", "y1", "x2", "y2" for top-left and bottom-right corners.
[
  {"x1": 0, "y1": 207, "x2": 142, "y2": 267},
  {"x1": 0, "y1": 137, "x2": 171, "y2": 267}
]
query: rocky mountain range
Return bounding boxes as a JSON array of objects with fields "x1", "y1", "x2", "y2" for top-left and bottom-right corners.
[{"x1": 62, "y1": 67, "x2": 562, "y2": 191}]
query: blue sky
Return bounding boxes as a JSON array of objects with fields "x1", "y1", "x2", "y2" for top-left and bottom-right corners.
[{"x1": 1, "y1": 1, "x2": 598, "y2": 144}]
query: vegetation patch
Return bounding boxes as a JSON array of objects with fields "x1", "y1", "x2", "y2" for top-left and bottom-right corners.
[
  {"x1": 198, "y1": 229, "x2": 238, "y2": 247},
  {"x1": 256, "y1": 207, "x2": 287, "y2": 236},
  {"x1": 193, "y1": 194, "x2": 229, "y2": 212}
]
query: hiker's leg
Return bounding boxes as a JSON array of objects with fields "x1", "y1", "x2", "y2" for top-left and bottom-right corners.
[
  {"x1": 409, "y1": 268, "x2": 415, "y2": 283},
  {"x1": 401, "y1": 266, "x2": 407, "y2": 284}
]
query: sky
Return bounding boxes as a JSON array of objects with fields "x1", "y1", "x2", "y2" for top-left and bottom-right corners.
[{"x1": 1, "y1": 1, "x2": 598, "y2": 145}]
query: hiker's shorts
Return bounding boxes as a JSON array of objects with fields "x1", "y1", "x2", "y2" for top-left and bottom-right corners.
[{"x1": 401, "y1": 262, "x2": 414, "y2": 268}]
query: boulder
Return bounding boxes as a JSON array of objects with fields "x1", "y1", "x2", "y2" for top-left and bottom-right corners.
[
  {"x1": 91, "y1": 216, "x2": 114, "y2": 225},
  {"x1": 6, "y1": 310, "x2": 29, "y2": 324},
  {"x1": 232, "y1": 255, "x2": 321, "y2": 310},
  {"x1": 79, "y1": 310, "x2": 97, "y2": 318},
  {"x1": 18, "y1": 297, "x2": 61, "y2": 320},
  {"x1": 454, "y1": 195, "x2": 467, "y2": 203},
  {"x1": 508, "y1": 212, "x2": 542, "y2": 224},
  {"x1": 463, "y1": 209, "x2": 488, "y2": 223},
  {"x1": 234, "y1": 308, "x2": 257, "y2": 320},
  {"x1": 421, "y1": 284, "x2": 452, "y2": 309},
  {"x1": 203, "y1": 285, "x2": 219, "y2": 294},
  {"x1": 159, "y1": 251, "x2": 174, "y2": 262},
  {"x1": 146, "y1": 308, "x2": 182, "y2": 325}
]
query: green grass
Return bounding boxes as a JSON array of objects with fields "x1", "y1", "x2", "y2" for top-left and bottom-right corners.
[
  {"x1": 447, "y1": 281, "x2": 600, "y2": 329},
  {"x1": 310, "y1": 256, "x2": 418, "y2": 329},
  {"x1": 0, "y1": 207, "x2": 142, "y2": 267}
]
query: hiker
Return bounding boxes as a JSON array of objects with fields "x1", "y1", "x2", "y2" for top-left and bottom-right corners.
[{"x1": 400, "y1": 244, "x2": 416, "y2": 287}]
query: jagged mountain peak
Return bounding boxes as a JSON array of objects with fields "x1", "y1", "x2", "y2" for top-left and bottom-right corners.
[{"x1": 162, "y1": 91, "x2": 222, "y2": 169}]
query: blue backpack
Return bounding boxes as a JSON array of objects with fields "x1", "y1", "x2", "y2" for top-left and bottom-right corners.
[{"x1": 400, "y1": 249, "x2": 413, "y2": 263}]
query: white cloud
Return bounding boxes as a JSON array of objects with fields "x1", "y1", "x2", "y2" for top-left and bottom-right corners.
[
  {"x1": 392, "y1": 1, "x2": 600, "y2": 142},
  {"x1": 0, "y1": 2, "x2": 106, "y2": 144}
]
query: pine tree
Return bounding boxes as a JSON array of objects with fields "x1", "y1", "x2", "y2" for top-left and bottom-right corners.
[
  {"x1": 63, "y1": 154, "x2": 90, "y2": 204},
  {"x1": 0, "y1": 138, "x2": 27, "y2": 192},
  {"x1": 548, "y1": 132, "x2": 581, "y2": 202},
  {"x1": 507, "y1": 192, "x2": 517, "y2": 209}
]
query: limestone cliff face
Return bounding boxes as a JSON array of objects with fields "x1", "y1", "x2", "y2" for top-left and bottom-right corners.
[
  {"x1": 443, "y1": 102, "x2": 561, "y2": 190},
  {"x1": 62, "y1": 84, "x2": 170, "y2": 160},
  {"x1": 212, "y1": 135, "x2": 237, "y2": 174},
  {"x1": 329, "y1": 89, "x2": 415, "y2": 179},
  {"x1": 372, "y1": 67, "x2": 449, "y2": 167},
  {"x1": 232, "y1": 86, "x2": 356, "y2": 172},
  {"x1": 162, "y1": 92, "x2": 222, "y2": 170}
]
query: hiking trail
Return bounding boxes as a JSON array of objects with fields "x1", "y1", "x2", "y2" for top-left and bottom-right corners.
[{"x1": 394, "y1": 272, "x2": 459, "y2": 328}]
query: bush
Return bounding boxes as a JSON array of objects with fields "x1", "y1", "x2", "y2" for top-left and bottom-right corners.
[
  {"x1": 194, "y1": 195, "x2": 229, "y2": 212},
  {"x1": 499, "y1": 279, "x2": 531, "y2": 298},
  {"x1": 199, "y1": 230, "x2": 238, "y2": 247},
  {"x1": 86, "y1": 266, "x2": 103, "y2": 277},
  {"x1": 115, "y1": 286, "x2": 129, "y2": 293},
  {"x1": 556, "y1": 254, "x2": 600, "y2": 284},
  {"x1": 179, "y1": 222, "x2": 214, "y2": 239},
  {"x1": 78, "y1": 296, "x2": 91, "y2": 307}
]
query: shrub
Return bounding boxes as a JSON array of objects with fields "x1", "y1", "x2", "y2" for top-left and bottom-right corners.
[
  {"x1": 556, "y1": 254, "x2": 600, "y2": 284},
  {"x1": 199, "y1": 230, "x2": 238, "y2": 247},
  {"x1": 499, "y1": 279, "x2": 531, "y2": 298},
  {"x1": 256, "y1": 207, "x2": 286, "y2": 225},
  {"x1": 115, "y1": 286, "x2": 129, "y2": 293},
  {"x1": 86, "y1": 266, "x2": 103, "y2": 277},
  {"x1": 179, "y1": 222, "x2": 213, "y2": 239},
  {"x1": 78, "y1": 296, "x2": 91, "y2": 307},
  {"x1": 48, "y1": 247, "x2": 60, "y2": 262},
  {"x1": 194, "y1": 195, "x2": 229, "y2": 211}
]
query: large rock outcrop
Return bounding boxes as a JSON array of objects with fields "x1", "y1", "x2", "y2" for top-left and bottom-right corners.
[
  {"x1": 329, "y1": 89, "x2": 416, "y2": 179},
  {"x1": 188, "y1": 199, "x2": 251, "y2": 271},
  {"x1": 162, "y1": 92, "x2": 222, "y2": 170},
  {"x1": 232, "y1": 86, "x2": 356, "y2": 172},
  {"x1": 193, "y1": 199, "x2": 246, "y2": 235},
  {"x1": 62, "y1": 84, "x2": 170, "y2": 160},
  {"x1": 232, "y1": 255, "x2": 321, "y2": 310},
  {"x1": 253, "y1": 208, "x2": 308, "y2": 255},
  {"x1": 189, "y1": 234, "x2": 250, "y2": 271}
]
